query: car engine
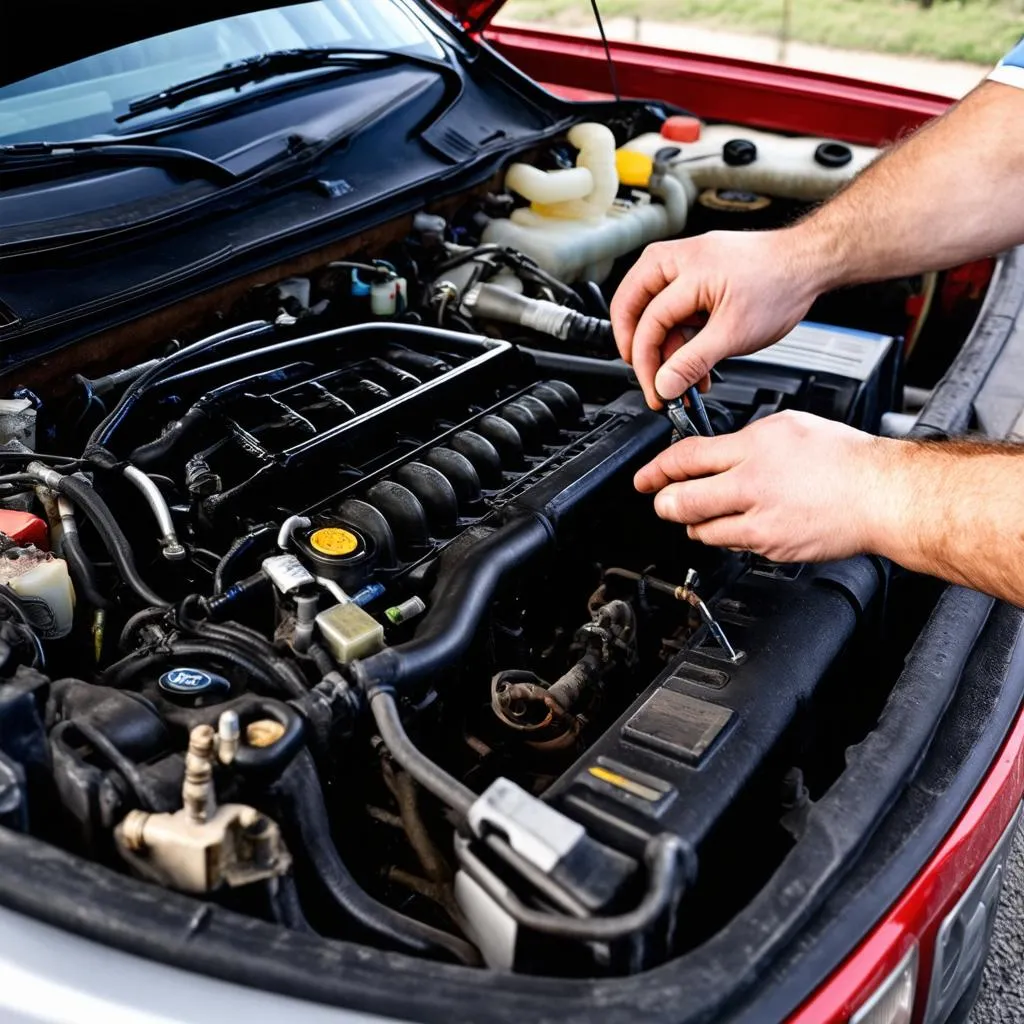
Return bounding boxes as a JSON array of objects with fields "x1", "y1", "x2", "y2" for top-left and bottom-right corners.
[{"x1": 0, "y1": 117, "x2": 956, "y2": 977}]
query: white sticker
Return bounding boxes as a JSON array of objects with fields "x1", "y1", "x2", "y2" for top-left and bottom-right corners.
[
  {"x1": 738, "y1": 321, "x2": 893, "y2": 382},
  {"x1": 261, "y1": 554, "x2": 315, "y2": 594}
]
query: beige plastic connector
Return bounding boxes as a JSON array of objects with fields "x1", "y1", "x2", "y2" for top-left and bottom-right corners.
[
  {"x1": 116, "y1": 724, "x2": 290, "y2": 895},
  {"x1": 315, "y1": 602, "x2": 384, "y2": 664}
]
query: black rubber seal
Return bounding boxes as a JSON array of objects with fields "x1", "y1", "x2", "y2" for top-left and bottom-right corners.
[{"x1": 814, "y1": 142, "x2": 853, "y2": 168}]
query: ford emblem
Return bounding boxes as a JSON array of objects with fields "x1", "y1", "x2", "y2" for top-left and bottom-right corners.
[{"x1": 158, "y1": 666, "x2": 229, "y2": 695}]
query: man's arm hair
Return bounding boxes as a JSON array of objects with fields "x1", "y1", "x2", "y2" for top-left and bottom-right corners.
[
  {"x1": 790, "y1": 80, "x2": 1024, "y2": 293},
  {"x1": 869, "y1": 439, "x2": 1024, "y2": 607}
]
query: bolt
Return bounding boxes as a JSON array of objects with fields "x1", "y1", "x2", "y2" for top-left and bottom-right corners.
[
  {"x1": 162, "y1": 539, "x2": 187, "y2": 561},
  {"x1": 217, "y1": 710, "x2": 240, "y2": 765}
]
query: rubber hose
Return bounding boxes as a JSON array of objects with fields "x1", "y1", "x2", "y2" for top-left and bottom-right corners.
[
  {"x1": 56, "y1": 475, "x2": 168, "y2": 608},
  {"x1": 128, "y1": 406, "x2": 208, "y2": 469},
  {"x1": 213, "y1": 523, "x2": 277, "y2": 594},
  {"x1": 369, "y1": 691, "x2": 475, "y2": 818},
  {"x1": 61, "y1": 529, "x2": 110, "y2": 609},
  {"x1": 60, "y1": 719, "x2": 162, "y2": 811},
  {"x1": 352, "y1": 514, "x2": 551, "y2": 693},
  {"x1": 190, "y1": 621, "x2": 309, "y2": 699},
  {"x1": 267, "y1": 874, "x2": 316, "y2": 934},
  {"x1": 90, "y1": 320, "x2": 274, "y2": 448},
  {"x1": 175, "y1": 597, "x2": 309, "y2": 697},
  {"x1": 0, "y1": 587, "x2": 45, "y2": 669},
  {"x1": 564, "y1": 309, "x2": 614, "y2": 350},
  {"x1": 104, "y1": 639, "x2": 301, "y2": 700},
  {"x1": 119, "y1": 606, "x2": 171, "y2": 652},
  {"x1": 273, "y1": 753, "x2": 479, "y2": 965}
]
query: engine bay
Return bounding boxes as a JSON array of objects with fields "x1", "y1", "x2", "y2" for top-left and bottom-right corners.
[{"x1": 0, "y1": 113, "x2": 987, "y2": 978}]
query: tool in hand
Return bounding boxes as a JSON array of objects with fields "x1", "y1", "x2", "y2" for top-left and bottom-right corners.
[
  {"x1": 662, "y1": 313, "x2": 715, "y2": 438},
  {"x1": 666, "y1": 386, "x2": 714, "y2": 438}
]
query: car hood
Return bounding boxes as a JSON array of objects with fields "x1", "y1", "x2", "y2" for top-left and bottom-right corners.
[{"x1": 433, "y1": 0, "x2": 510, "y2": 32}]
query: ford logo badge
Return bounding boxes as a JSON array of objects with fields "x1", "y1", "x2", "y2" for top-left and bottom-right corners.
[{"x1": 158, "y1": 666, "x2": 230, "y2": 695}]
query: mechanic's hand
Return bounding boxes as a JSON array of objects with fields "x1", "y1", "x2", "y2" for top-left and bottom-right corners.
[
  {"x1": 635, "y1": 411, "x2": 899, "y2": 563},
  {"x1": 610, "y1": 230, "x2": 821, "y2": 408}
]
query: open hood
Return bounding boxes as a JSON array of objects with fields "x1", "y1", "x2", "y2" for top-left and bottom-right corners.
[{"x1": 432, "y1": 0, "x2": 510, "y2": 32}]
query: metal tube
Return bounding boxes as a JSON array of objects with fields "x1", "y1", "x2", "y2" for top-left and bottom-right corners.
[{"x1": 122, "y1": 465, "x2": 185, "y2": 561}]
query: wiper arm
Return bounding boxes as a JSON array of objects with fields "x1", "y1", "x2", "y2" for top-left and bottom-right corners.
[
  {"x1": 119, "y1": 47, "x2": 454, "y2": 123},
  {"x1": 0, "y1": 141, "x2": 237, "y2": 186}
]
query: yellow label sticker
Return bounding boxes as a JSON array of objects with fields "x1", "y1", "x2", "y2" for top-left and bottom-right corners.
[
  {"x1": 588, "y1": 765, "x2": 663, "y2": 802},
  {"x1": 310, "y1": 527, "x2": 359, "y2": 556}
]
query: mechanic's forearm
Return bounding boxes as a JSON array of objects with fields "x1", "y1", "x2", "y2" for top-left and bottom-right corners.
[
  {"x1": 866, "y1": 439, "x2": 1024, "y2": 607},
  {"x1": 789, "y1": 81, "x2": 1024, "y2": 291}
]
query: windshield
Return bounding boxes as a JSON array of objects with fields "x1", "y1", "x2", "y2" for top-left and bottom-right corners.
[{"x1": 0, "y1": 0, "x2": 445, "y2": 145}]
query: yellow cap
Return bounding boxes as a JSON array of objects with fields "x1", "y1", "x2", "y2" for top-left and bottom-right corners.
[
  {"x1": 309, "y1": 527, "x2": 359, "y2": 556},
  {"x1": 615, "y1": 149, "x2": 654, "y2": 188}
]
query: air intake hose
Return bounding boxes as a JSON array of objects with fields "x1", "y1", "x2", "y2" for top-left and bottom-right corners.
[
  {"x1": 351, "y1": 513, "x2": 552, "y2": 694},
  {"x1": 461, "y1": 283, "x2": 613, "y2": 350}
]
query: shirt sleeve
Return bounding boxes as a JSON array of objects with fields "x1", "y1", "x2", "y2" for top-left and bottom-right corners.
[{"x1": 990, "y1": 39, "x2": 1024, "y2": 89}]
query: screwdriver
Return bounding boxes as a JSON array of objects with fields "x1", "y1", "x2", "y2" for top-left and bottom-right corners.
[{"x1": 662, "y1": 314, "x2": 715, "y2": 438}]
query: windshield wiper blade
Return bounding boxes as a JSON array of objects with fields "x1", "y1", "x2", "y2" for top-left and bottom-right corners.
[
  {"x1": 0, "y1": 141, "x2": 237, "y2": 185},
  {"x1": 119, "y1": 47, "x2": 450, "y2": 123}
]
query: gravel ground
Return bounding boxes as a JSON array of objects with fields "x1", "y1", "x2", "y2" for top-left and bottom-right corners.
[{"x1": 969, "y1": 820, "x2": 1024, "y2": 1023}]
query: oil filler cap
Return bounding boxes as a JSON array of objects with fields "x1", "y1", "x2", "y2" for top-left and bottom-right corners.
[
  {"x1": 297, "y1": 520, "x2": 377, "y2": 590},
  {"x1": 309, "y1": 527, "x2": 360, "y2": 556}
]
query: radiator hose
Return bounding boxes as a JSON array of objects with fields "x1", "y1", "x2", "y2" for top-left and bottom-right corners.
[{"x1": 351, "y1": 514, "x2": 552, "y2": 694}]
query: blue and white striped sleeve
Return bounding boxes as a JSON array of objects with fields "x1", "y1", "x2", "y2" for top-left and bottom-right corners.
[{"x1": 990, "y1": 39, "x2": 1024, "y2": 89}]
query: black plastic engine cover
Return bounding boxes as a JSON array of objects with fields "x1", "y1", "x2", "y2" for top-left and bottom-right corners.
[{"x1": 545, "y1": 557, "x2": 885, "y2": 856}]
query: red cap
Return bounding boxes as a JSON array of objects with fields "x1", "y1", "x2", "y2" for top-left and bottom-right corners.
[
  {"x1": 661, "y1": 116, "x2": 702, "y2": 143},
  {"x1": 0, "y1": 510, "x2": 49, "y2": 550}
]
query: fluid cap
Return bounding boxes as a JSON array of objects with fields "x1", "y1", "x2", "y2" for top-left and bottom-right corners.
[
  {"x1": 296, "y1": 521, "x2": 377, "y2": 591},
  {"x1": 814, "y1": 141, "x2": 853, "y2": 168},
  {"x1": 309, "y1": 527, "x2": 361, "y2": 557},
  {"x1": 615, "y1": 149, "x2": 654, "y2": 188},
  {"x1": 660, "y1": 115, "x2": 702, "y2": 143},
  {"x1": 722, "y1": 138, "x2": 758, "y2": 166}
]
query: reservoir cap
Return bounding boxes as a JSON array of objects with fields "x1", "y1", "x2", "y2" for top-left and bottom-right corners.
[
  {"x1": 297, "y1": 520, "x2": 376, "y2": 589},
  {"x1": 615, "y1": 149, "x2": 654, "y2": 188},
  {"x1": 309, "y1": 527, "x2": 360, "y2": 557},
  {"x1": 661, "y1": 115, "x2": 702, "y2": 143},
  {"x1": 722, "y1": 138, "x2": 758, "y2": 166}
]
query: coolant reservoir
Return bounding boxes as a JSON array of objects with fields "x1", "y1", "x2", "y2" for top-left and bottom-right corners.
[
  {"x1": 619, "y1": 124, "x2": 878, "y2": 202},
  {"x1": 482, "y1": 122, "x2": 690, "y2": 283},
  {"x1": 0, "y1": 547, "x2": 75, "y2": 638}
]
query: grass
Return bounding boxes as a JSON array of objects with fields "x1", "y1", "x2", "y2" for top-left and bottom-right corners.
[{"x1": 501, "y1": 0, "x2": 1024, "y2": 65}]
